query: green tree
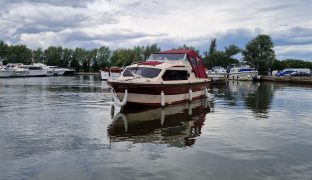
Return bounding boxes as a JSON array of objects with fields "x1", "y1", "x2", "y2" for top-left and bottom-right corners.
[
  {"x1": 208, "y1": 38, "x2": 217, "y2": 56},
  {"x1": 271, "y1": 60, "x2": 284, "y2": 71},
  {"x1": 87, "y1": 49, "x2": 98, "y2": 72},
  {"x1": 62, "y1": 48, "x2": 73, "y2": 67},
  {"x1": 242, "y1": 34, "x2": 275, "y2": 75},
  {"x1": 70, "y1": 48, "x2": 87, "y2": 71},
  {"x1": 175, "y1": 44, "x2": 200, "y2": 55},
  {"x1": 111, "y1": 49, "x2": 135, "y2": 66},
  {"x1": 6, "y1": 45, "x2": 32, "y2": 64},
  {"x1": 0, "y1": 41, "x2": 9, "y2": 62},
  {"x1": 32, "y1": 48, "x2": 43, "y2": 63},
  {"x1": 204, "y1": 39, "x2": 240, "y2": 68},
  {"x1": 97, "y1": 46, "x2": 111, "y2": 68},
  {"x1": 133, "y1": 46, "x2": 145, "y2": 62},
  {"x1": 225, "y1": 44, "x2": 240, "y2": 58},
  {"x1": 143, "y1": 43, "x2": 160, "y2": 60},
  {"x1": 44, "y1": 46, "x2": 63, "y2": 66}
]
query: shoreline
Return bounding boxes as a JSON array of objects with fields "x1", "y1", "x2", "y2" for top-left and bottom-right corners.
[
  {"x1": 74, "y1": 72, "x2": 100, "y2": 75},
  {"x1": 260, "y1": 76, "x2": 312, "y2": 84}
]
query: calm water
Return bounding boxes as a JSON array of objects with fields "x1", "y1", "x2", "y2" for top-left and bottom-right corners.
[{"x1": 1, "y1": 76, "x2": 312, "y2": 180}]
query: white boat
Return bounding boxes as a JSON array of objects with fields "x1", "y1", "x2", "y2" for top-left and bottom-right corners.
[
  {"x1": 48, "y1": 66, "x2": 68, "y2": 76},
  {"x1": 228, "y1": 64, "x2": 259, "y2": 81},
  {"x1": 0, "y1": 65, "x2": 14, "y2": 78},
  {"x1": 21, "y1": 63, "x2": 49, "y2": 77},
  {"x1": 100, "y1": 67, "x2": 123, "y2": 80},
  {"x1": 5, "y1": 63, "x2": 29, "y2": 77},
  {"x1": 207, "y1": 66, "x2": 227, "y2": 84},
  {"x1": 108, "y1": 50, "x2": 210, "y2": 107}
]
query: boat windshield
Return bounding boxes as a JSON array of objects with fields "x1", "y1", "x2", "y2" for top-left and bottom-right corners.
[
  {"x1": 147, "y1": 53, "x2": 187, "y2": 61},
  {"x1": 123, "y1": 67, "x2": 162, "y2": 78}
]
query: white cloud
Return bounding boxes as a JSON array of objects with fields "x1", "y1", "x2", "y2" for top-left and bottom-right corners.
[{"x1": 1, "y1": 0, "x2": 312, "y2": 60}]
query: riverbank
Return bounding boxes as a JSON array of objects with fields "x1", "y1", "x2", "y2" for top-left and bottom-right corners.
[
  {"x1": 261, "y1": 76, "x2": 312, "y2": 84},
  {"x1": 74, "y1": 72, "x2": 100, "y2": 75}
]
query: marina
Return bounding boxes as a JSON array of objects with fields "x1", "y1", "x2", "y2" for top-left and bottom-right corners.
[
  {"x1": 1, "y1": 0, "x2": 312, "y2": 179},
  {"x1": 0, "y1": 63, "x2": 75, "y2": 78},
  {"x1": 1, "y1": 75, "x2": 312, "y2": 179}
]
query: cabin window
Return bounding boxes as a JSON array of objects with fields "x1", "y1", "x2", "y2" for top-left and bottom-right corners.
[
  {"x1": 162, "y1": 70, "x2": 188, "y2": 81},
  {"x1": 123, "y1": 67, "x2": 161, "y2": 78},
  {"x1": 23, "y1": 66, "x2": 42, "y2": 70}
]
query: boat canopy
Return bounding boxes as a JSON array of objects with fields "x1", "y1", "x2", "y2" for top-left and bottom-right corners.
[
  {"x1": 147, "y1": 53, "x2": 187, "y2": 61},
  {"x1": 150, "y1": 50, "x2": 207, "y2": 78}
]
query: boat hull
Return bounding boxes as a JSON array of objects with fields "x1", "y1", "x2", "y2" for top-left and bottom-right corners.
[
  {"x1": 100, "y1": 71, "x2": 122, "y2": 80},
  {"x1": 0, "y1": 70, "x2": 14, "y2": 77},
  {"x1": 109, "y1": 81, "x2": 209, "y2": 106},
  {"x1": 27, "y1": 69, "x2": 48, "y2": 77},
  {"x1": 12, "y1": 70, "x2": 29, "y2": 77},
  {"x1": 207, "y1": 73, "x2": 227, "y2": 84},
  {"x1": 63, "y1": 70, "x2": 75, "y2": 76},
  {"x1": 228, "y1": 71, "x2": 259, "y2": 81}
]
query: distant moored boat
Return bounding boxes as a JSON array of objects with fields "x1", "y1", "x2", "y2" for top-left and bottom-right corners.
[{"x1": 100, "y1": 67, "x2": 124, "y2": 80}]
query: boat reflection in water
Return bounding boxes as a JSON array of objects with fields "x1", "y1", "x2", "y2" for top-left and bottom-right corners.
[{"x1": 108, "y1": 99, "x2": 210, "y2": 147}]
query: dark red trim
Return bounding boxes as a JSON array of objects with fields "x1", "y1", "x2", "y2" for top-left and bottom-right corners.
[
  {"x1": 141, "y1": 61, "x2": 163, "y2": 66},
  {"x1": 108, "y1": 81, "x2": 209, "y2": 95}
]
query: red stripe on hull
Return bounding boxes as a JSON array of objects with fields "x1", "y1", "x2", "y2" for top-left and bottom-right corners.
[{"x1": 108, "y1": 81, "x2": 209, "y2": 95}]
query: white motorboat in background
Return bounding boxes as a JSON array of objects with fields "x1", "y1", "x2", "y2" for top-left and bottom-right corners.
[
  {"x1": 5, "y1": 63, "x2": 30, "y2": 77},
  {"x1": 48, "y1": 66, "x2": 68, "y2": 76},
  {"x1": 0, "y1": 64, "x2": 14, "y2": 78},
  {"x1": 207, "y1": 66, "x2": 227, "y2": 84},
  {"x1": 228, "y1": 64, "x2": 260, "y2": 81},
  {"x1": 21, "y1": 63, "x2": 49, "y2": 77},
  {"x1": 100, "y1": 67, "x2": 123, "y2": 80}
]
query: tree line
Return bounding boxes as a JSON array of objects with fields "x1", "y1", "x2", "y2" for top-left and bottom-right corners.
[
  {"x1": 205, "y1": 34, "x2": 312, "y2": 74},
  {"x1": 1, "y1": 35, "x2": 312, "y2": 74},
  {"x1": 0, "y1": 41, "x2": 160, "y2": 72}
]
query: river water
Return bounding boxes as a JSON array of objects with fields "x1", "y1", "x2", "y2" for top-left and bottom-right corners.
[{"x1": 1, "y1": 76, "x2": 312, "y2": 180}]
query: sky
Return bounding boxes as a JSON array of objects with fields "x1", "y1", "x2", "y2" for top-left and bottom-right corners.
[{"x1": 1, "y1": 0, "x2": 312, "y2": 60}]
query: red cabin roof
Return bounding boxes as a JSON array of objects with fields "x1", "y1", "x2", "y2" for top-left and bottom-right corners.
[
  {"x1": 159, "y1": 49, "x2": 195, "y2": 54},
  {"x1": 141, "y1": 61, "x2": 163, "y2": 66},
  {"x1": 157, "y1": 49, "x2": 207, "y2": 79}
]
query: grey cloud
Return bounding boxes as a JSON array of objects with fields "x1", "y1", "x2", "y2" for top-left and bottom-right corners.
[
  {"x1": 64, "y1": 40, "x2": 104, "y2": 50},
  {"x1": 256, "y1": 3, "x2": 293, "y2": 12},
  {"x1": 0, "y1": 1, "x2": 118, "y2": 40},
  {"x1": 64, "y1": 30, "x2": 167, "y2": 43},
  {"x1": 1, "y1": 0, "x2": 312, "y2": 61},
  {"x1": 276, "y1": 50, "x2": 312, "y2": 61},
  {"x1": 1, "y1": 0, "x2": 96, "y2": 8},
  {"x1": 273, "y1": 27, "x2": 312, "y2": 46}
]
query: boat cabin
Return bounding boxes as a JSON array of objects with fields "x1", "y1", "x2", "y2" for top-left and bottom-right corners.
[
  {"x1": 149, "y1": 50, "x2": 207, "y2": 79},
  {"x1": 121, "y1": 50, "x2": 207, "y2": 82},
  {"x1": 108, "y1": 49, "x2": 210, "y2": 107}
]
